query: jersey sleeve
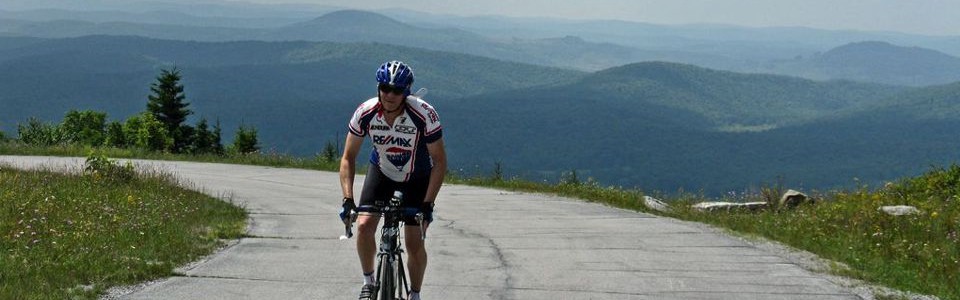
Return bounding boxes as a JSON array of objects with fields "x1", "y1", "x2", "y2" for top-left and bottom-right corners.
[
  {"x1": 348, "y1": 103, "x2": 376, "y2": 137},
  {"x1": 419, "y1": 101, "x2": 443, "y2": 143}
]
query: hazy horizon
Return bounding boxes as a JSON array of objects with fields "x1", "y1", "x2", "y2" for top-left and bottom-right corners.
[
  {"x1": 244, "y1": 0, "x2": 960, "y2": 36},
  {"x1": 4, "y1": 0, "x2": 960, "y2": 37}
]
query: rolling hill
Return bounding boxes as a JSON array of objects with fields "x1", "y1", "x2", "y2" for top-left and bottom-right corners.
[
  {"x1": 2, "y1": 35, "x2": 959, "y2": 194},
  {"x1": 0, "y1": 35, "x2": 583, "y2": 154},
  {"x1": 443, "y1": 70, "x2": 960, "y2": 193},
  {"x1": 765, "y1": 41, "x2": 960, "y2": 86}
]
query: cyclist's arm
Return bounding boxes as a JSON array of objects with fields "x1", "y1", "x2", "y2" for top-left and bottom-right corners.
[
  {"x1": 424, "y1": 138, "x2": 447, "y2": 204},
  {"x1": 340, "y1": 133, "x2": 364, "y2": 199}
]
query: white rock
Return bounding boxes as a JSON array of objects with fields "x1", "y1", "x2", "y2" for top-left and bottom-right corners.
[
  {"x1": 879, "y1": 205, "x2": 921, "y2": 216},
  {"x1": 693, "y1": 201, "x2": 767, "y2": 212},
  {"x1": 643, "y1": 196, "x2": 671, "y2": 213}
]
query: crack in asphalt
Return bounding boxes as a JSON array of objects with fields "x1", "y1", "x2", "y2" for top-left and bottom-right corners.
[
  {"x1": 175, "y1": 274, "x2": 313, "y2": 284},
  {"x1": 438, "y1": 218, "x2": 513, "y2": 300}
]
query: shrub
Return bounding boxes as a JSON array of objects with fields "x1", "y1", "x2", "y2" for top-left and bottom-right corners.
[
  {"x1": 17, "y1": 117, "x2": 69, "y2": 146},
  {"x1": 61, "y1": 110, "x2": 107, "y2": 146},
  {"x1": 123, "y1": 113, "x2": 172, "y2": 152},
  {"x1": 104, "y1": 121, "x2": 126, "y2": 148},
  {"x1": 83, "y1": 151, "x2": 135, "y2": 182}
]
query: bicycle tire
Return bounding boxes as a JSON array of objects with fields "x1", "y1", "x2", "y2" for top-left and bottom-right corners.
[{"x1": 380, "y1": 257, "x2": 396, "y2": 300}]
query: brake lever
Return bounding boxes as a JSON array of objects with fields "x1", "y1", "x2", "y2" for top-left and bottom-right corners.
[
  {"x1": 416, "y1": 213, "x2": 427, "y2": 241},
  {"x1": 340, "y1": 211, "x2": 357, "y2": 240}
]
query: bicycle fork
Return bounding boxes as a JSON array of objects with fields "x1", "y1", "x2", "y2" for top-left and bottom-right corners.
[{"x1": 376, "y1": 227, "x2": 410, "y2": 300}]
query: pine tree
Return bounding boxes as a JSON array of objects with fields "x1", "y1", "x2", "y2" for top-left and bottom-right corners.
[
  {"x1": 146, "y1": 67, "x2": 192, "y2": 153},
  {"x1": 231, "y1": 124, "x2": 259, "y2": 154},
  {"x1": 191, "y1": 117, "x2": 218, "y2": 154},
  {"x1": 213, "y1": 118, "x2": 225, "y2": 155},
  {"x1": 319, "y1": 140, "x2": 339, "y2": 163}
]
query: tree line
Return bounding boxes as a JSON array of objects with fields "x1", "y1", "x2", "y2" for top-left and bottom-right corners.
[{"x1": 6, "y1": 68, "x2": 260, "y2": 155}]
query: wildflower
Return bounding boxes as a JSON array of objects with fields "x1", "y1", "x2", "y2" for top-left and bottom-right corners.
[{"x1": 931, "y1": 212, "x2": 938, "y2": 219}]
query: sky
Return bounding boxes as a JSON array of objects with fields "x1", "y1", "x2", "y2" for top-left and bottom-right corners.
[{"x1": 242, "y1": 0, "x2": 960, "y2": 36}]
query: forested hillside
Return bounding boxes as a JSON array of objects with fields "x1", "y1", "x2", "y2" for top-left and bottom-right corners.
[
  {"x1": 765, "y1": 41, "x2": 960, "y2": 86},
  {"x1": 2, "y1": 35, "x2": 959, "y2": 194},
  {"x1": 0, "y1": 35, "x2": 582, "y2": 156}
]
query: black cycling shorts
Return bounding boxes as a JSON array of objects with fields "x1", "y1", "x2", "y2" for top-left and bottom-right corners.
[{"x1": 358, "y1": 164, "x2": 430, "y2": 225}]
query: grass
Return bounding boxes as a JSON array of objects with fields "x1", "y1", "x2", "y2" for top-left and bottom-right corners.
[
  {"x1": 0, "y1": 155, "x2": 247, "y2": 299},
  {"x1": 1, "y1": 141, "x2": 958, "y2": 299},
  {"x1": 662, "y1": 169, "x2": 960, "y2": 300}
]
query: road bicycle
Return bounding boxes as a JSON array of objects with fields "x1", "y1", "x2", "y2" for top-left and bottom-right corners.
[{"x1": 343, "y1": 191, "x2": 426, "y2": 300}]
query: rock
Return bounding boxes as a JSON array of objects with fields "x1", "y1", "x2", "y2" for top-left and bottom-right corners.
[
  {"x1": 779, "y1": 189, "x2": 810, "y2": 209},
  {"x1": 879, "y1": 205, "x2": 921, "y2": 216},
  {"x1": 643, "y1": 196, "x2": 671, "y2": 213},
  {"x1": 692, "y1": 201, "x2": 767, "y2": 212}
]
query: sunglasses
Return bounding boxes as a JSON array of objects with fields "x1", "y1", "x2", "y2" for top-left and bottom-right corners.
[{"x1": 378, "y1": 84, "x2": 407, "y2": 95}]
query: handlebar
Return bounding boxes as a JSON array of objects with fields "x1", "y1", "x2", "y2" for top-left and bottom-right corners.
[
  {"x1": 344, "y1": 205, "x2": 428, "y2": 241},
  {"x1": 356, "y1": 205, "x2": 422, "y2": 216}
]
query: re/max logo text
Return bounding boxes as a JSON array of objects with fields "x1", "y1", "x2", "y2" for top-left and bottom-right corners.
[{"x1": 373, "y1": 135, "x2": 412, "y2": 147}]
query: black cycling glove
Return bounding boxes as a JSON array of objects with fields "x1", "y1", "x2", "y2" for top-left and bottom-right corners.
[
  {"x1": 339, "y1": 198, "x2": 357, "y2": 222},
  {"x1": 419, "y1": 201, "x2": 434, "y2": 223}
]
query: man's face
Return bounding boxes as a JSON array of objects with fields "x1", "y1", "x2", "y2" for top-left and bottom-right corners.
[{"x1": 378, "y1": 84, "x2": 406, "y2": 112}]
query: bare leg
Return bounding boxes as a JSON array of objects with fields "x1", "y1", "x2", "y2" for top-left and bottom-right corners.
[
  {"x1": 356, "y1": 214, "x2": 381, "y2": 274},
  {"x1": 405, "y1": 225, "x2": 427, "y2": 292}
]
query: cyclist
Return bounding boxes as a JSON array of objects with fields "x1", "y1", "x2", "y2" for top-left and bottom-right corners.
[{"x1": 339, "y1": 61, "x2": 446, "y2": 300}]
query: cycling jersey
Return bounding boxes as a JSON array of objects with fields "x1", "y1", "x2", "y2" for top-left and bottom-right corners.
[{"x1": 348, "y1": 96, "x2": 442, "y2": 182}]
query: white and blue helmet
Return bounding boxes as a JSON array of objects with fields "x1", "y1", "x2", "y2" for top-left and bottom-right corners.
[{"x1": 376, "y1": 61, "x2": 414, "y2": 96}]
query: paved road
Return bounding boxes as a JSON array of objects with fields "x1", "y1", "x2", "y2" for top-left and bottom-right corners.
[{"x1": 0, "y1": 156, "x2": 861, "y2": 299}]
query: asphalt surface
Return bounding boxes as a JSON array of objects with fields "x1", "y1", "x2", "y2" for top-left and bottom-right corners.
[{"x1": 0, "y1": 156, "x2": 862, "y2": 299}]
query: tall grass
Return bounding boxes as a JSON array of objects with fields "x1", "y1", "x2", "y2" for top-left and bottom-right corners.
[
  {"x1": 0, "y1": 158, "x2": 247, "y2": 299},
  {"x1": 665, "y1": 168, "x2": 960, "y2": 300}
]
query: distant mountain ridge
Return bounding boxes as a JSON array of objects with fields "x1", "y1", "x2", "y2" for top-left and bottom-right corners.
[
  {"x1": 579, "y1": 61, "x2": 904, "y2": 128},
  {"x1": 3, "y1": 34, "x2": 960, "y2": 194},
  {"x1": 4, "y1": 9, "x2": 960, "y2": 86},
  {"x1": 764, "y1": 41, "x2": 960, "y2": 86}
]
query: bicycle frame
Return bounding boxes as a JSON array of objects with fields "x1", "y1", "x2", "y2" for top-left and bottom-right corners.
[
  {"x1": 349, "y1": 191, "x2": 422, "y2": 300},
  {"x1": 374, "y1": 194, "x2": 410, "y2": 300}
]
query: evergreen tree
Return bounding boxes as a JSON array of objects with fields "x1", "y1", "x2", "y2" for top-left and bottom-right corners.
[
  {"x1": 213, "y1": 118, "x2": 225, "y2": 155},
  {"x1": 231, "y1": 124, "x2": 259, "y2": 154},
  {"x1": 146, "y1": 67, "x2": 192, "y2": 153},
  {"x1": 319, "y1": 140, "x2": 338, "y2": 163},
  {"x1": 191, "y1": 117, "x2": 218, "y2": 154}
]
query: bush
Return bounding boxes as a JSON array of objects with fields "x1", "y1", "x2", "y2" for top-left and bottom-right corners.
[
  {"x1": 123, "y1": 113, "x2": 172, "y2": 152},
  {"x1": 61, "y1": 110, "x2": 107, "y2": 146},
  {"x1": 84, "y1": 151, "x2": 136, "y2": 182},
  {"x1": 104, "y1": 121, "x2": 126, "y2": 148},
  {"x1": 17, "y1": 117, "x2": 69, "y2": 146}
]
